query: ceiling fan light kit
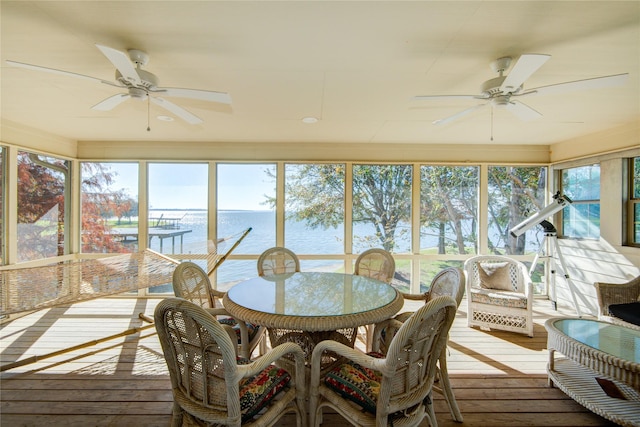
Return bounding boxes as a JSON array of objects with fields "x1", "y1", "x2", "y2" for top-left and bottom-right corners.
[{"x1": 6, "y1": 43, "x2": 232, "y2": 127}]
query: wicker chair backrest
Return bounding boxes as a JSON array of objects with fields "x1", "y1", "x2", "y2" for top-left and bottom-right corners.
[
  {"x1": 257, "y1": 247, "x2": 300, "y2": 276},
  {"x1": 354, "y1": 248, "x2": 396, "y2": 284},
  {"x1": 172, "y1": 261, "x2": 217, "y2": 309}
]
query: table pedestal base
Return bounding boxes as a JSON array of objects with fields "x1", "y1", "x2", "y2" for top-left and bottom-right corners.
[{"x1": 548, "y1": 358, "x2": 640, "y2": 427}]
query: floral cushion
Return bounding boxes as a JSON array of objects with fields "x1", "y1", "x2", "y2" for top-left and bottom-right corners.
[
  {"x1": 239, "y1": 364, "x2": 291, "y2": 422},
  {"x1": 219, "y1": 317, "x2": 260, "y2": 342},
  {"x1": 323, "y1": 352, "x2": 385, "y2": 414}
]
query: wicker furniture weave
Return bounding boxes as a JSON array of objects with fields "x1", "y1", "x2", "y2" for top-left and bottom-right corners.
[
  {"x1": 354, "y1": 248, "x2": 396, "y2": 284},
  {"x1": 309, "y1": 296, "x2": 457, "y2": 427},
  {"x1": 464, "y1": 255, "x2": 534, "y2": 337},
  {"x1": 545, "y1": 317, "x2": 640, "y2": 426},
  {"x1": 372, "y1": 267, "x2": 466, "y2": 422},
  {"x1": 354, "y1": 248, "x2": 396, "y2": 352},
  {"x1": 258, "y1": 247, "x2": 301, "y2": 276},
  {"x1": 172, "y1": 261, "x2": 265, "y2": 359},
  {"x1": 595, "y1": 275, "x2": 640, "y2": 330},
  {"x1": 154, "y1": 298, "x2": 307, "y2": 427}
]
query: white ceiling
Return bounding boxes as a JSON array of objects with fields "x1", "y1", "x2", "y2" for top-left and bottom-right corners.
[{"x1": 1, "y1": 1, "x2": 639, "y2": 146}]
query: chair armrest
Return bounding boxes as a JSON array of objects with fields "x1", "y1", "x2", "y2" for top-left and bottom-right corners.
[
  {"x1": 596, "y1": 277, "x2": 640, "y2": 316},
  {"x1": 204, "y1": 307, "x2": 252, "y2": 359},
  {"x1": 235, "y1": 342, "x2": 306, "y2": 396},
  {"x1": 401, "y1": 292, "x2": 429, "y2": 302}
]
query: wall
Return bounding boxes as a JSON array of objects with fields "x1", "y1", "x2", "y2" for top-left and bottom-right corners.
[{"x1": 550, "y1": 146, "x2": 640, "y2": 317}]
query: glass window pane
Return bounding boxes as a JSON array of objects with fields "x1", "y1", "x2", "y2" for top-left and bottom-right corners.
[
  {"x1": 563, "y1": 165, "x2": 600, "y2": 201},
  {"x1": 0, "y1": 146, "x2": 4, "y2": 265},
  {"x1": 488, "y1": 166, "x2": 547, "y2": 255},
  {"x1": 284, "y1": 164, "x2": 345, "y2": 255},
  {"x1": 17, "y1": 151, "x2": 69, "y2": 262},
  {"x1": 420, "y1": 165, "x2": 478, "y2": 255},
  {"x1": 81, "y1": 162, "x2": 139, "y2": 253},
  {"x1": 352, "y1": 164, "x2": 412, "y2": 254},
  {"x1": 561, "y1": 165, "x2": 600, "y2": 239},
  {"x1": 148, "y1": 163, "x2": 208, "y2": 257},
  {"x1": 216, "y1": 164, "x2": 276, "y2": 285}
]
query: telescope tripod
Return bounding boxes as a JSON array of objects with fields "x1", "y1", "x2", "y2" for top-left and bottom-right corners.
[{"x1": 530, "y1": 224, "x2": 582, "y2": 317}]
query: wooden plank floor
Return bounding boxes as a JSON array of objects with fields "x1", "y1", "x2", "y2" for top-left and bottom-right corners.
[{"x1": 0, "y1": 297, "x2": 621, "y2": 426}]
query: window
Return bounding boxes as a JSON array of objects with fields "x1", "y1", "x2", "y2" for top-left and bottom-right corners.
[
  {"x1": 0, "y1": 146, "x2": 4, "y2": 265},
  {"x1": 420, "y1": 165, "x2": 478, "y2": 255},
  {"x1": 216, "y1": 163, "x2": 276, "y2": 288},
  {"x1": 419, "y1": 165, "x2": 478, "y2": 293},
  {"x1": 352, "y1": 164, "x2": 412, "y2": 254},
  {"x1": 17, "y1": 151, "x2": 70, "y2": 262},
  {"x1": 285, "y1": 163, "x2": 345, "y2": 270},
  {"x1": 488, "y1": 166, "x2": 547, "y2": 255},
  {"x1": 81, "y1": 162, "x2": 139, "y2": 253},
  {"x1": 148, "y1": 163, "x2": 208, "y2": 257},
  {"x1": 629, "y1": 157, "x2": 640, "y2": 246},
  {"x1": 561, "y1": 165, "x2": 600, "y2": 239}
]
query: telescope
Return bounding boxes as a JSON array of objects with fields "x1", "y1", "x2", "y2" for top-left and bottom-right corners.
[{"x1": 509, "y1": 192, "x2": 572, "y2": 238}]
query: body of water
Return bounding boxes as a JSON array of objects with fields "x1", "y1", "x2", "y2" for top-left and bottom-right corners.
[{"x1": 145, "y1": 209, "x2": 539, "y2": 287}]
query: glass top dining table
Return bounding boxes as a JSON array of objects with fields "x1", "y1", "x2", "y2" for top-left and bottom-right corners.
[{"x1": 222, "y1": 272, "x2": 404, "y2": 332}]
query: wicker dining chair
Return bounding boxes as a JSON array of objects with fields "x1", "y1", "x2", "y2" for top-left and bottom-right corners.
[
  {"x1": 172, "y1": 261, "x2": 265, "y2": 359},
  {"x1": 354, "y1": 248, "x2": 396, "y2": 352},
  {"x1": 258, "y1": 247, "x2": 301, "y2": 276},
  {"x1": 354, "y1": 248, "x2": 396, "y2": 284},
  {"x1": 372, "y1": 267, "x2": 466, "y2": 423},
  {"x1": 154, "y1": 298, "x2": 307, "y2": 427},
  {"x1": 309, "y1": 296, "x2": 457, "y2": 427}
]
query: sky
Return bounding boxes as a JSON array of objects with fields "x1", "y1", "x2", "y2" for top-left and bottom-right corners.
[{"x1": 106, "y1": 162, "x2": 275, "y2": 210}]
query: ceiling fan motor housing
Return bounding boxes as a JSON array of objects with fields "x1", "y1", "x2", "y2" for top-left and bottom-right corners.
[{"x1": 115, "y1": 68, "x2": 158, "y2": 89}]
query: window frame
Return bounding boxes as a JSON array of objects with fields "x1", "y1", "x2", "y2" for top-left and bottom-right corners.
[{"x1": 627, "y1": 156, "x2": 640, "y2": 247}]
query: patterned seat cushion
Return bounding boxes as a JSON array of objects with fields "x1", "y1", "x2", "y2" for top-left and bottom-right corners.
[
  {"x1": 323, "y1": 352, "x2": 385, "y2": 414},
  {"x1": 219, "y1": 317, "x2": 260, "y2": 342},
  {"x1": 470, "y1": 288, "x2": 527, "y2": 309},
  {"x1": 239, "y1": 364, "x2": 291, "y2": 422}
]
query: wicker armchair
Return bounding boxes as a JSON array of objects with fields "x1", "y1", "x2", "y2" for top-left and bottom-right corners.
[
  {"x1": 172, "y1": 261, "x2": 265, "y2": 359},
  {"x1": 464, "y1": 255, "x2": 534, "y2": 337},
  {"x1": 595, "y1": 275, "x2": 640, "y2": 330},
  {"x1": 258, "y1": 247, "x2": 301, "y2": 276},
  {"x1": 309, "y1": 296, "x2": 457, "y2": 427},
  {"x1": 154, "y1": 298, "x2": 307, "y2": 427},
  {"x1": 372, "y1": 267, "x2": 466, "y2": 423}
]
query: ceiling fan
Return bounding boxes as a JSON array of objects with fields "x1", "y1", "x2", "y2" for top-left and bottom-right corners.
[
  {"x1": 413, "y1": 54, "x2": 628, "y2": 126},
  {"x1": 6, "y1": 44, "x2": 231, "y2": 126}
]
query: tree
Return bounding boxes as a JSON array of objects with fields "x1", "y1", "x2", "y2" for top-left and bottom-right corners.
[
  {"x1": 17, "y1": 152, "x2": 67, "y2": 261},
  {"x1": 488, "y1": 166, "x2": 546, "y2": 255},
  {"x1": 271, "y1": 164, "x2": 412, "y2": 252},
  {"x1": 81, "y1": 163, "x2": 134, "y2": 253},
  {"x1": 420, "y1": 166, "x2": 478, "y2": 254}
]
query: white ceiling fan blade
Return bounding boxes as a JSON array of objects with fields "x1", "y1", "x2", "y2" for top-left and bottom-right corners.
[
  {"x1": 500, "y1": 54, "x2": 551, "y2": 93},
  {"x1": 522, "y1": 73, "x2": 629, "y2": 97},
  {"x1": 91, "y1": 93, "x2": 131, "y2": 111},
  {"x1": 153, "y1": 87, "x2": 232, "y2": 104},
  {"x1": 413, "y1": 95, "x2": 484, "y2": 101},
  {"x1": 433, "y1": 103, "x2": 488, "y2": 125},
  {"x1": 151, "y1": 97, "x2": 203, "y2": 124},
  {"x1": 95, "y1": 44, "x2": 142, "y2": 86},
  {"x1": 505, "y1": 100, "x2": 542, "y2": 121},
  {"x1": 5, "y1": 60, "x2": 121, "y2": 87}
]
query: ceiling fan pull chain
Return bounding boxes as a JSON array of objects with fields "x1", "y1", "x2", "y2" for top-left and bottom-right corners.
[
  {"x1": 490, "y1": 107, "x2": 494, "y2": 141},
  {"x1": 147, "y1": 94, "x2": 151, "y2": 132}
]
